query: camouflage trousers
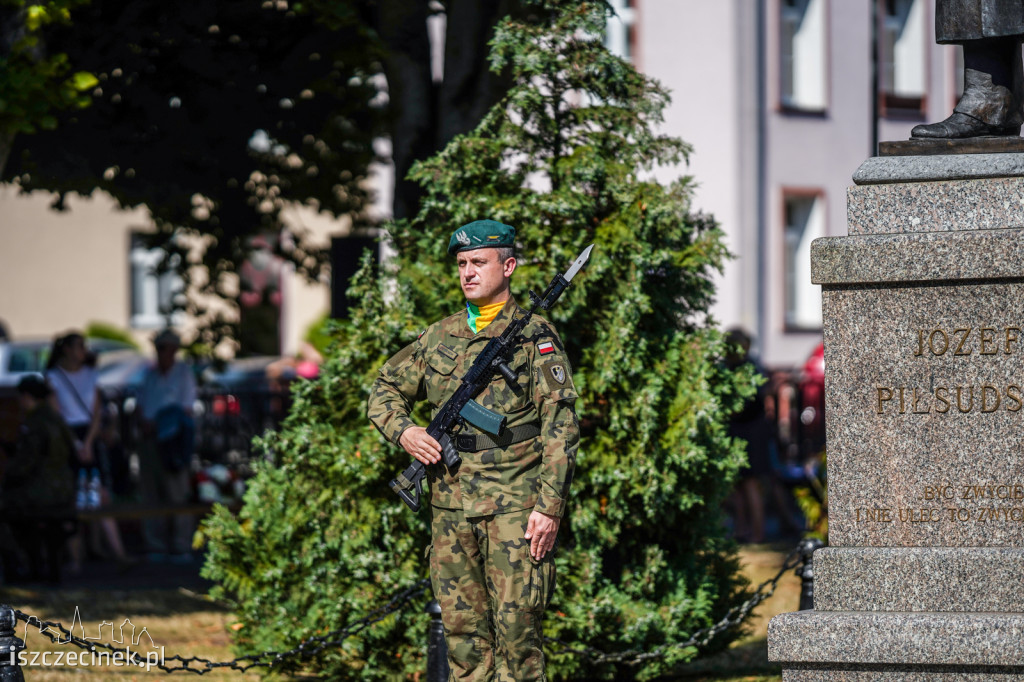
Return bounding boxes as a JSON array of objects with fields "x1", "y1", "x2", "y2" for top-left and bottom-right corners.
[{"x1": 429, "y1": 506, "x2": 555, "y2": 682}]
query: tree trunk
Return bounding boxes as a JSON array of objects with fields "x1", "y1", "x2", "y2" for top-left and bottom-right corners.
[
  {"x1": 436, "y1": 0, "x2": 517, "y2": 145},
  {"x1": 373, "y1": 0, "x2": 436, "y2": 221},
  {"x1": 375, "y1": 0, "x2": 521, "y2": 221}
]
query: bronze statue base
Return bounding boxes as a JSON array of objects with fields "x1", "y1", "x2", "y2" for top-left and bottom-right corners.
[{"x1": 879, "y1": 136, "x2": 1024, "y2": 156}]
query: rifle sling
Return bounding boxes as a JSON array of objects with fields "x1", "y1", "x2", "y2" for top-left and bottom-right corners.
[{"x1": 455, "y1": 423, "x2": 541, "y2": 453}]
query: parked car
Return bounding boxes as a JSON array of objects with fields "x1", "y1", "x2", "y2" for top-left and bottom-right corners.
[
  {"x1": 0, "y1": 338, "x2": 140, "y2": 446},
  {"x1": 0, "y1": 337, "x2": 140, "y2": 387},
  {"x1": 0, "y1": 340, "x2": 49, "y2": 388}
]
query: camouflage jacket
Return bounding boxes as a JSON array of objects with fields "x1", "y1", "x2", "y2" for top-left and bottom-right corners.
[{"x1": 368, "y1": 297, "x2": 579, "y2": 518}]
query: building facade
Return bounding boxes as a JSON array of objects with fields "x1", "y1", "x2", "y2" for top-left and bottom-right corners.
[
  {"x1": 1, "y1": 0, "x2": 961, "y2": 368},
  {"x1": 0, "y1": 185, "x2": 344, "y2": 357},
  {"x1": 615, "y1": 0, "x2": 960, "y2": 367}
]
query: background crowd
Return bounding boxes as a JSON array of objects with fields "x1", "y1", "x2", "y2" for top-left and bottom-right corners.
[{"x1": 0, "y1": 327, "x2": 201, "y2": 583}]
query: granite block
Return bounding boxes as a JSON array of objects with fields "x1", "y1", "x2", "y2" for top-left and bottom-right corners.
[
  {"x1": 771, "y1": 161, "x2": 1024, "y2": 680},
  {"x1": 822, "y1": 280, "x2": 1024, "y2": 547},
  {"x1": 768, "y1": 611, "x2": 1024, "y2": 666},
  {"x1": 782, "y1": 663, "x2": 1024, "y2": 681},
  {"x1": 811, "y1": 229, "x2": 1024, "y2": 285},
  {"x1": 813, "y1": 547, "x2": 1024, "y2": 612},
  {"x1": 853, "y1": 153, "x2": 1024, "y2": 184},
  {"x1": 847, "y1": 177, "x2": 1024, "y2": 236}
]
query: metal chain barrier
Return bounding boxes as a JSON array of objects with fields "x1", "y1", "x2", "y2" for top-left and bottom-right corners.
[
  {"x1": 542, "y1": 539, "x2": 815, "y2": 667},
  {"x1": 3, "y1": 539, "x2": 820, "y2": 677},
  {"x1": 8, "y1": 578, "x2": 430, "y2": 675}
]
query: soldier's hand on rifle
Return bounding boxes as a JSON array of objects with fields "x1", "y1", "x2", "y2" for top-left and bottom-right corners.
[
  {"x1": 525, "y1": 510, "x2": 561, "y2": 560},
  {"x1": 399, "y1": 426, "x2": 442, "y2": 465}
]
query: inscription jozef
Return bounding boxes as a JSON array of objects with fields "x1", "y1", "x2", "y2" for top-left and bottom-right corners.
[{"x1": 856, "y1": 323, "x2": 1024, "y2": 529}]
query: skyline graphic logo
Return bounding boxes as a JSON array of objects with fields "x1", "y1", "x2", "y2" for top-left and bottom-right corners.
[{"x1": 15, "y1": 606, "x2": 166, "y2": 671}]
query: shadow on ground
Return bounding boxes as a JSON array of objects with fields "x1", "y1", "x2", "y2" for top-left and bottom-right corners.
[
  {"x1": 671, "y1": 637, "x2": 781, "y2": 681},
  {"x1": 1, "y1": 551, "x2": 222, "y2": 620}
]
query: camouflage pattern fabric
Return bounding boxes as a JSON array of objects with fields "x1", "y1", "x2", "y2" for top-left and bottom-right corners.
[
  {"x1": 430, "y1": 506, "x2": 554, "y2": 682},
  {"x1": 3, "y1": 404, "x2": 76, "y2": 512},
  {"x1": 368, "y1": 295, "x2": 579, "y2": 680},
  {"x1": 368, "y1": 296, "x2": 579, "y2": 518}
]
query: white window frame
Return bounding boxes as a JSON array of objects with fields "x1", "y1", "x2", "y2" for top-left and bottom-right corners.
[
  {"x1": 129, "y1": 233, "x2": 184, "y2": 330},
  {"x1": 880, "y1": 0, "x2": 927, "y2": 114},
  {"x1": 779, "y1": 0, "x2": 828, "y2": 112},
  {"x1": 605, "y1": 0, "x2": 637, "y2": 63},
  {"x1": 783, "y1": 190, "x2": 825, "y2": 331}
]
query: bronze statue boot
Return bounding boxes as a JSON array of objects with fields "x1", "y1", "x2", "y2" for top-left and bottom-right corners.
[
  {"x1": 913, "y1": 40, "x2": 1024, "y2": 139},
  {"x1": 912, "y1": 68, "x2": 1023, "y2": 138}
]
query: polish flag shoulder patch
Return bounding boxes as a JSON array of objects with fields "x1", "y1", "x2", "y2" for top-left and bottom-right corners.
[{"x1": 537, "y1": 340, "x2": 555, "y2": 355}]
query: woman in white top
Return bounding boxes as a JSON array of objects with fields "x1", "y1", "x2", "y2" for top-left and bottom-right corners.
[
  {"x1": 46, "y1": 331, "x2": 132, "y2": 570},
  {"x1": 47, "y1": 333, "x2": 101, "y2": 465}
]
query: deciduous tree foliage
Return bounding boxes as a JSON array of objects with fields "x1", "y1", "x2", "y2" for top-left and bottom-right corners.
[
  {"x1": 3, "y1": 0, "x2": 384, "y2": 346},
  {"x1": 200, "y1": 2, "x2": 756, "y2": 679},
  {"x1": 0, "y1": 0, "x2": 96, "y2": 171},
  {"x1": 2, "y1": 0, "x2": 527, "y2": 346}
]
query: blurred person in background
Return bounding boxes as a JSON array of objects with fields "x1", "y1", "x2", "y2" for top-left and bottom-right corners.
[
  {"x1": 137, "y1": 329, "x2": 197, "y2": 563},
  {"x1": 1, "y1": 376, "x2": 76, "y2": 583},
  {"x1": 724, "y1": 328, "x2": 775, "y2": 544},
  {"x1": 46, "y1": 331, "x2": 132, "y2": 571}
]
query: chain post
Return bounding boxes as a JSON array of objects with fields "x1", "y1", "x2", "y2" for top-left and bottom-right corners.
[
  {"x1": 797, "y1": 537, "x2": 824, "y2": 611},
  {"x1": 0, "y1": 605, "x2": 25, "y2": 682},
  {"x1": 425, "y1": 600, "x2": 449, "y2": 682}
]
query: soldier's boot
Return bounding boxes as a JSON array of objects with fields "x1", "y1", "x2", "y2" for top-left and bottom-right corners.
[{"x1": 912, "y1": 39, "x2": 1024, "y2": 139}]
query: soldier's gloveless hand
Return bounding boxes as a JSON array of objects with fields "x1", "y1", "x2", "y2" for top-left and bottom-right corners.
[
  {"x1": 524, "y1": 510, "x2": 561, "y2": 560},
  {"x1": 399, "y1": 426, "x2": 442, "y2": 465}
]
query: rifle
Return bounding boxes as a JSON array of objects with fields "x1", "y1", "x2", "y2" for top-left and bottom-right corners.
[{"x1": 389, "y1": 244, "x2": 594, "y2": 511}]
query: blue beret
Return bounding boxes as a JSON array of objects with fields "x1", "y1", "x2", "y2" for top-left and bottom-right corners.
[{"x1": 448, "y1": 220, "x2": 516, "y2": 256}]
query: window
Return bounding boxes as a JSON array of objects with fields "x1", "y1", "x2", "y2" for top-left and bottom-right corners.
[
  {"x1": 880, "y1": 0, "x2": 926, "y2": 113},
  {"x1": 783, "y1": 192, "x2": 824, "y2": 330},
  {"x1": 129, "y1": 233, "x2": 183, "y2": 329},
  {"x1": 780, "y1": 0, "x2": 827, "y2": 112},
  {"x1": 605, "y1": 0, "x2": 637, "y2": 63}
]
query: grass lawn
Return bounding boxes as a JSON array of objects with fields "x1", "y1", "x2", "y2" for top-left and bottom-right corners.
[
  {"x1": 1, "y1": 586, "x2": 263, "y2": 681},
  {"x1": 0, "y1": 544, "x2": 800, "y2": 680}
]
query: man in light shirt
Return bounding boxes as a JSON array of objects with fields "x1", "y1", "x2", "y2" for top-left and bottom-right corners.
[{"x1": 137, "y1": 329, "x2": 197, "y2": 563}]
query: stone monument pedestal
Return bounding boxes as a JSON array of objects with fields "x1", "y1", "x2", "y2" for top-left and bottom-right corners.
[{"x1": 768, "y1": 154, "x2": 1024, "y2": 680}]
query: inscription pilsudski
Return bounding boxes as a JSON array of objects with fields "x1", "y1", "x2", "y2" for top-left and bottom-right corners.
[
  {"x1": 876, "y1": 326, "x2": 1024, "y2": 414},
  {"x1": 856, "y1": 325, "x2": 1024, "y2": 527}
]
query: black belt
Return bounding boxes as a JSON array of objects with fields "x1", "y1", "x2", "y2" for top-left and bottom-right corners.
[{"x1": 455, "y1": 424, "x2": 541, "y2": 453}]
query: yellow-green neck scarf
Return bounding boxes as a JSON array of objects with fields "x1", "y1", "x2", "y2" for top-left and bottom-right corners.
[{"x1": 466, "y1": 300, "x2": 505, "y2": 334}]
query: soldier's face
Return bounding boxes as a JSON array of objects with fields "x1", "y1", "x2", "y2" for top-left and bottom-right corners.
[{"x1": 457, "y1": 248, "x2": 516, "y2": 305}]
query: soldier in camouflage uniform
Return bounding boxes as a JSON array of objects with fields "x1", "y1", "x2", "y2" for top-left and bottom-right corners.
[
  {"x1": 3, "y1": 375, "x2": 76, "y2": 583},
  {"x1": 368, "y1": 220, "x2": 579, "y2": 682}
]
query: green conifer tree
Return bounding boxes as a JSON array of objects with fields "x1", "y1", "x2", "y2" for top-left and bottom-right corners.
[{"x1": 200, "y1": 2, "x2": 758, "y2": 679}]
